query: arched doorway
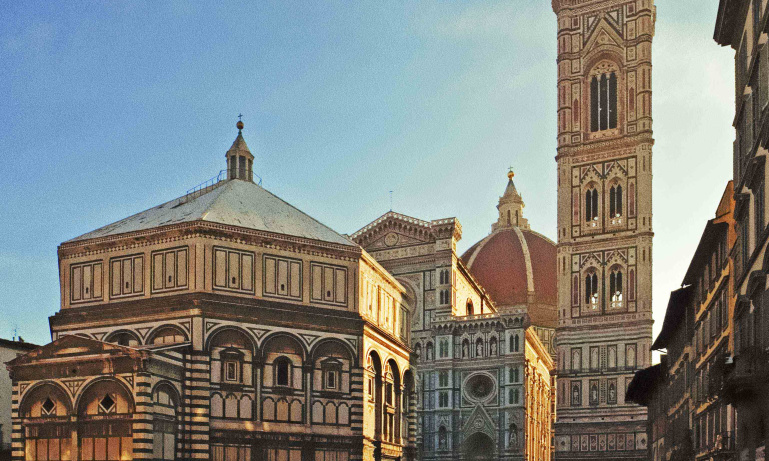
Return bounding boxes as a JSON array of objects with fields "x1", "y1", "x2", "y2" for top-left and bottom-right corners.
[{"x1": 464, "y1": 432, "x2": 494, "y2": 461}]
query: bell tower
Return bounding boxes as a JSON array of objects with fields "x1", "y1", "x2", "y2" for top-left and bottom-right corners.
[{"x1": 552, "y1": 0, "x2": 654, "y2": 459}]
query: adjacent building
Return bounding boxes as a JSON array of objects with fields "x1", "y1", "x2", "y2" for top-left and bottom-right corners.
[
  {"x1": 0, "y1": 339, "x2": 37, "y2": 460},
  {"x1": 714, "y1": 0, "x2": 769, "y2": 459},
  {"x1": 350, "y1": 172, "x2": 556, "y2": 461},
  {"x1": 627, "y1": 182, "x2": 737, "y2": 461},
  {"x1": 7, "y1": 124, "x2": 415, "y2": 461},
  {"x1": 551, "y1": 0, "x2": 656, "y2": 458}
]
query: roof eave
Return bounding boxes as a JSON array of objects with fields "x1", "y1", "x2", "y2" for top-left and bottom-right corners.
[
  {"x1": 651, "y1": 285, "x2": 692, "y2": 350},
  {"x1": 682, "y1": 220, "x2": 728, "y2": 285},
  {"x1": 714, "y1": 0, "x2": 739, "y2": 46},
  {"x1": 59, "y1": 220, "x2": 361, "y2": 258}
]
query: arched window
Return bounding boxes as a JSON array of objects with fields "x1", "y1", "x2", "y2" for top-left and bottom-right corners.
[
  {"x1": 591, "y1": 71, "x2": 618, "y2": 132},
  {"x1": 585, "y1": 187, "x2": 599, "y2": 222},
  {"x1": 78, "y1": 380, "x2": 134, "y2": 460},
  {"x1": 507, "y1": 210, "x2": 511, "y2": 225},
  {"x1": 150, "y1": 326, "x2": 187, "y2": 345},
  {"x1": 274, "y1": 357, "x2": 291, "y2": 387},
  {"x1": 107, "y1": 331, "x2": 140, "y2": 347},
  {"x1": 610, "y1": 268, "x2": 623, "y2": 309},
  {"x1": 584, "y1": 272, "x2": 599, "y2": 308},
  {"x1": 466, "y1": 299, "x2": 474, "y2": 316},
  {"x1": 438, "y1": 426, "x2": 448, "y2": 450},
  {"x1": 609, "y1": 184, "x2": 623, "y2": 217}
]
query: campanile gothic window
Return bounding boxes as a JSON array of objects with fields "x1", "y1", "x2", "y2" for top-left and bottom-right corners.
[
  {"x1": 590, "y1": 69, "x2": 618, "y2": 132},
  {"x1": 585, "y1": 187, "x2": 599, "y2": 222},
  {"x1": 584, "y1": 271, "x2": 599, "y2": 309},
  {"x1": 609, "y1": 268, "x2": 624, "y2": 309},
  {"x1": 609, "y1": 184, "x2": 623, "y2": 218}
]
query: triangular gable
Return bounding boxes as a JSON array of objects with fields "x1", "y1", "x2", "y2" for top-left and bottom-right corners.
[
  {"x1": 580, "y1": 164, "x2": 603, "y2": 182},
  {"x1": 462, "y1": 404, "x2": 497, "y2": 440},
  {"x1": 584, "y1": 18, "x2": 624, "y2": 54},
  {"x1": 6, "y1": 335, "x2": 144, "y2": 367},
  {"x1": 604, "y1": 160, "x2": 628, "y2": 179},
  {"x1": 352, "y1": 211, "x2": 437, "y2": 251}
]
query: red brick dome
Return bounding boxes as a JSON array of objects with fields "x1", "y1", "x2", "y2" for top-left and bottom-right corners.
[{"x1": 461, "y1": 228, "x2": 557, "y2": 328}]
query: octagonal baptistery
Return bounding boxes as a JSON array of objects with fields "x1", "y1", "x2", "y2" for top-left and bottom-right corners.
[
  {"x1": 7, "y1": 122, "x2": 416, "y2": 461},
  {"x1": 461, "y1": 171, "x2": 557, "y2": 355}
]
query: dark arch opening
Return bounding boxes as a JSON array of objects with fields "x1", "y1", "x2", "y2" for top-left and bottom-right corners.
[{"x1": 464, "y1": 432, "x2": 494, "y2": 461}]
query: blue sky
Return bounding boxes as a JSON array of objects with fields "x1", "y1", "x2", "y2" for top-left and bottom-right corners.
[{"x1": 0, "y1": 1, "x2": 734, "y2": 346}]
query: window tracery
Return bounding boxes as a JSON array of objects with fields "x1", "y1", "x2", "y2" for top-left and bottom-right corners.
[
  {"x1": 590, "y1": 61, "x2": 619, "y2": 132},
  {"x1": 609, "y1": 267, "x2": 624, "y2": 310},
  {"x1": 584, "y1": 271, "x2": 599, "y2": 310}
]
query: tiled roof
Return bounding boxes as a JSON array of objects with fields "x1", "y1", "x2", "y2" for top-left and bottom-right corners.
[
  {"x1": 65, "y1": 179, "x2": 357, "y2": 247},
  {"x1": 461, "y1": 227, "x2": 557, "y2": 328}
]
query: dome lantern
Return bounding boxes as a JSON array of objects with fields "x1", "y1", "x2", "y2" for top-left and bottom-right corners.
[
  {"x1": 226, "y1": 115, "x2": 254, "y2": 182},
  {"x1": 493, "y1": 168, "x2": 529, "y2": 231}
]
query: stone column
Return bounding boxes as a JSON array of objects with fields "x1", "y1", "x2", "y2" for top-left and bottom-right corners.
[{"x1": 132, "y1": 372, "x2": 154, "y2": 460}]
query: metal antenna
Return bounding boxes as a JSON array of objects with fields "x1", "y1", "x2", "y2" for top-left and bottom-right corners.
[{"x1": 389, "y1": 190, "x2": 393, "y2": 211}]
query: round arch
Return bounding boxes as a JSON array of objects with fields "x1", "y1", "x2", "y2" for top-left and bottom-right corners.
[
  {"x1": 19, "y1": 381, "x2": 72, "y2": 417},
  {"x1": 309, "y1": 338, "x2": 357, "y2": 366},
  {"x1": 105, "y1": 329, "x2": 141, "y2": 347},
  {"x1": 146, "y1": 324, "x2": 188, "y2": 346},
  {"x1": 260, "y1": 332, "x2": 307, "y2": 361},
  {"x1": 582, "y1": 50, "x2": 625, "y2": 80},
  {"x1": 205, "y1": 326, "x2": 256, "y2": 354},
  {"x1": 464, "y1": 432, "x2": 495, "y2": 461},
  {"x1": 151, "y1": 381, "x2": 180, "y2": 406},
  {"x1": 72, "y1": 376, "x2": 135, "y2": 415}
]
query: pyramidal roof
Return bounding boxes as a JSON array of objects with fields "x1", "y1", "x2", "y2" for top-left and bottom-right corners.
[
  {"x1": 65, "y1": 179, "x2": 357, "y2": 247},
  {"x1": 501, "y1": 176, "x2": 521, "y2": 201},
  {"x1": 228, "y1": 132, "x2": 252, "y2": 156}
]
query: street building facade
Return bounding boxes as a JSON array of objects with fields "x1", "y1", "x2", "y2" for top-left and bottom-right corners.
[
  {"x1": 628, "y1": 182, "x2": 737, "y2": 461},
  {"x1": 714, "y1": 0, "x2": 769, "y2": 459},
  {"x1": 0, "y1": 339, "x2": 37, "y2": 461}
]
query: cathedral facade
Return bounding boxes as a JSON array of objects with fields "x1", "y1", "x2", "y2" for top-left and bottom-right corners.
[
  {"x1": 351, "y1": 173, "x2": 556, "y2": 461},
  {"x1": 7, "y1": 126, "x2": 415, "y2": 461},
  {"x1": 552, "y1": 0, "x2": 655, "y2": 459}
]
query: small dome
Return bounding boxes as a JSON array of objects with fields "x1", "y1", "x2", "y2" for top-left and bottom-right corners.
[{"x1": 461, "y1": 227, "x2": 557, "y2": 328}]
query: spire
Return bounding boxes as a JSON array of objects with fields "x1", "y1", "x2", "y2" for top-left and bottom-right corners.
[
  {"x1": 502, "y1": 167, "x2": 522, "y2": 200},
  {"x1": 226, "y1": 116, "x2": 254, "y2": 182},
  {"x1": 492, "y1": 168, "x2": 529, "y2": 231}
]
